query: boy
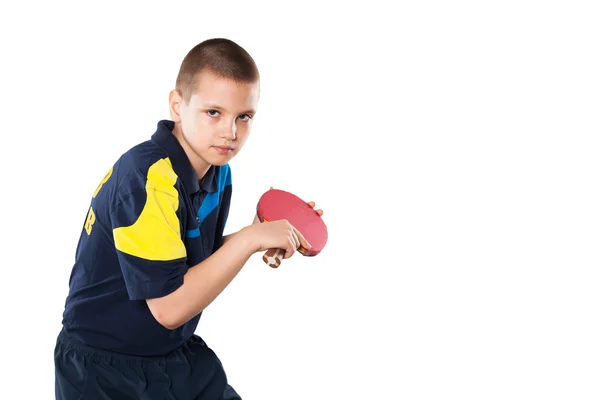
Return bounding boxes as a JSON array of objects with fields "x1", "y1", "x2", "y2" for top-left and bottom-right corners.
[{"x1": 54, "y1": 38, "x2": 323, "y2": 399}]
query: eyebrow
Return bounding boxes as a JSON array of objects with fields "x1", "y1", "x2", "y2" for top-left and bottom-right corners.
[{"x1": 201, "y1": 104, "x2": 256, "y2": 115}]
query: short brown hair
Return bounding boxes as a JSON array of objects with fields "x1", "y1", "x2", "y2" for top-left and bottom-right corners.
[{"x1": 175, "y1": 38, "x2": 259, "y2": 103}]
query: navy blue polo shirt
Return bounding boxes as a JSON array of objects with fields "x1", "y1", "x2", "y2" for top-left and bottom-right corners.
[{"x1": 61, "y1": 120, "x2": 232, "y2": 356}]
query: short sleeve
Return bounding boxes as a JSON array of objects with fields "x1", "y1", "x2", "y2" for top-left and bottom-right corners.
[{"x1": 111, "y1": 159, "x2": 188, "y2": 300}]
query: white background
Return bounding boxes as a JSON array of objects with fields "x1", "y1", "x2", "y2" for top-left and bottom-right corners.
[{"x1": 1, "y1": 1, "x2": 599, "y2": 399}]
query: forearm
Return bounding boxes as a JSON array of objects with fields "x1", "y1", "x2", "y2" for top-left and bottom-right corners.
[
  {"x1": 222, "y1": 214, "x2": 258, "y2": 245},
  {"x1": 222, "y1": 232, "x2": 236, "y2": 245},
  {"x1": 147, "y1": 228, "x2": 255, "y2": 329}
]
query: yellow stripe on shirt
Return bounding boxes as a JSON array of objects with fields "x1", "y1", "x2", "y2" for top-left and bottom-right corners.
[{"x1": 113, "y1": 157, "x2": 186, "y2": 261}]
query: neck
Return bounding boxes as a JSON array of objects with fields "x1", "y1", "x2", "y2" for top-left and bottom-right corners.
[{"x1": 172, "y1": 122, "x2": 211, "y2": 181}]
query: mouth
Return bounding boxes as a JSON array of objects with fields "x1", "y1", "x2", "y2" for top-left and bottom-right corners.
[{"x1": 212, "y1": 146, "x2": 234, "y2": 155}]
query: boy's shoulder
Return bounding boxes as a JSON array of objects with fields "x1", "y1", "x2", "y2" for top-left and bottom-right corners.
[
  {"x1": 120, "y1": 139, "x2": 170, "y2": 174},
  {"x1": 112, "y1": 139, "x2": 171, "y2": 193}
]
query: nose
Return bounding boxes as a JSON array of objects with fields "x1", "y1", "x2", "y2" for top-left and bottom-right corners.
[{"x1": 220, "y1": 119, "x2": 237, "y2": 141}]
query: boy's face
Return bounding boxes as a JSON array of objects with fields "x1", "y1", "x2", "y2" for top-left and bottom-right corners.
[{"x1": 169, "y1": 69, "x2": 259, "y2": 177}]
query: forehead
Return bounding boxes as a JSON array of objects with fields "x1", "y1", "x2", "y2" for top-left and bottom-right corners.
[{"x1": 190, "y1": 70, "x2": 259, "y2": 110}]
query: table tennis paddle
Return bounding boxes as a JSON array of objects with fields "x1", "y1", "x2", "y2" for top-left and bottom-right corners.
[{"x1": 256, "y1": 188, "x2": 328, "y2": 268}]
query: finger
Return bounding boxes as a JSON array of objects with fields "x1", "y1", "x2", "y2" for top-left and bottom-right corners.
[
  {"x1": 284, "y1": 238, "x2": 296, "y2": 259},
  {"x1": 290, "y1": 230, "x2": 301, "y2": 249},
  {"x1": 292, "y1": 226, "x2": 311, "y2": 250},
  {"x1": 307, "y1": 201, "x2": 323, "y2": 216}
]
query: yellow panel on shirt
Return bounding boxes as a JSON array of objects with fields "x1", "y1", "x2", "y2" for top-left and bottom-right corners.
[{"x1": 113, "y1": 157, "x2": 186, "y2": 261}]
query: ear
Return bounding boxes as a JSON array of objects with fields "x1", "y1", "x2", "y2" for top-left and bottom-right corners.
[{"x1": 169, "y1": 89, "x2": 183, "y2": 122}]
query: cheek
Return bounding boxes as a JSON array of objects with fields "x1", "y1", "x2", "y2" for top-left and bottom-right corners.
[
  {"x1": 184, "y1": 115, "x2": 208, "y2": 136},
  {"x1": 237, "y1": 124, "x2": 252, "y2": 142},
  {"x1": 180, "y1": 110, "x2": 195, "y2": 132},
  {"x1": 195, "y1": 117, "x2": 214, "y2": 137},
  {"x1": 187, "y1": 119, "x2": 216, "y2": 148},
  {"x1": 239, "y1": 120, "x2": 253, "y2": 133}
]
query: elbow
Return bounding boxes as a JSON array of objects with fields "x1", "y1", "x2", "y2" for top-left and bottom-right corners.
[
  {"x1": 147, "y1": 298, "x2": 184, "y2": 331},
  {"x1": 156, "y1": 314, "x2": 183, "y2": 331}
]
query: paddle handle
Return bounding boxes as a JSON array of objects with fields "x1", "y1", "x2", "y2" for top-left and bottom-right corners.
[{"x1": 263, "y1": 248, "x2": 285, "y2": 268}]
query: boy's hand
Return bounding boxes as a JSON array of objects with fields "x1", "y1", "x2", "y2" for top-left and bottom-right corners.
[{"x1": 242, "y1": 219, "x2": 311, "y2": 260}]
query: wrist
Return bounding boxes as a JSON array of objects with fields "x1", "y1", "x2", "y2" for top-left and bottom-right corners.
[{"x1": 235, "y1": 225, "x2": 259, "y2": 254}]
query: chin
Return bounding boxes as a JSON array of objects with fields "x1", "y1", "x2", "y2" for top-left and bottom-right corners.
[
  {"x1": 209, "y1": 159, "x2": 230, "y2": 167},
  {"x1": 206, "y1": 154, "x2": 234, "y2": 166}
]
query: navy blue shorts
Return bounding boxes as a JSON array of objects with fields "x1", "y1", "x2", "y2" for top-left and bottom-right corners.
[{"x1": 54, "y1": 329, "x2": 241, "y2": 400}]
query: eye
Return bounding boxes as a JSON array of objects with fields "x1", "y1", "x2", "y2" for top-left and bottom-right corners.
[
  {"x1": 238, "y1": 114, "x2": 252, "y2": 121},
  {"x1": 207, "y1": 110, "x2": 220, "y2": 117}
]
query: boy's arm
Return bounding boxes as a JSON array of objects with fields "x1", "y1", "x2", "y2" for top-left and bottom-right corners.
[
  {"x1": 149, "y1": 214, "x2": 261, "y2": 329},
  {"x1": 146, "y1": 226, "x2": 256, "y2": 330},
  {"x1": 146, "y1": 219, "x2": 305, "y2": 330},
  {"x1": 221, "y1": 233, "x2": 236, "y2": 246}
]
